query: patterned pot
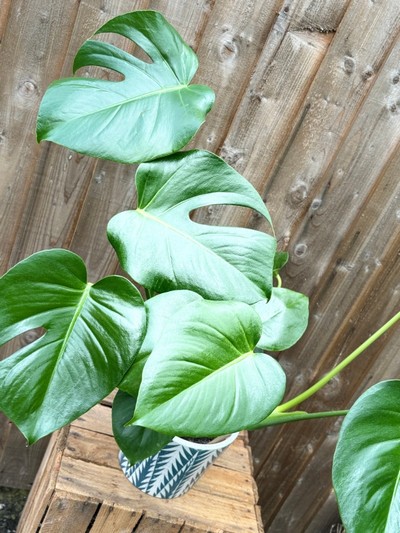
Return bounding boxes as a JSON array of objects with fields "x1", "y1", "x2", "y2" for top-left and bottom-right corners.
[{"x1": 119, "y1": 432, "x2": 239, "y2": 499}]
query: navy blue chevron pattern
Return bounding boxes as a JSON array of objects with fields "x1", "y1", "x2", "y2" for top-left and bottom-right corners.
[{"x1": 119, "y1": 437, "x2": 232, "y2": 498}]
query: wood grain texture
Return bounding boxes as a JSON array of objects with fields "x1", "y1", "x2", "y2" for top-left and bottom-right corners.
[
  {"x1": 54, "y1": 455, "x2": 260, "y2": 532},
  {"x1": 87, "y1": 501, "x2": 142, "y2": 533},
  {"x1": 17, "y1": 428, "x2": 70, "y2": 532},
  {"x1": 8, "y1": 0, "x2": 149, "y2": 274},
  {"x1": 0, "y1": 0, "x2": 80, "y2": 274},
  {"x1": 256, "y1": 0, "x2": 400, "y2": 243},
  {"x1": 189, "y1": 0, "x2": 282, "y2": 154},
  {"x1": 19, "y1": 402, "x2": 262, "y2": 533},
  {"x1": 1, "y1": 0, "x2": 400, "y2": 530},
  {"x1": 0, "y1": 0, "x2": 12, "y2": 47},
  {"x1": 39, "y1": 491, "x2": 99, "y2": 533}
]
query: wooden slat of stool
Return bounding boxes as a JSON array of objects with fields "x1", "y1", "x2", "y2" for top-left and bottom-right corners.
[
  {"x1": 40, "y1": 491, "x2": 99, "y2": 532},
  {"x1": 17, "y1": 403, "x2": 264, "y2": 533}
]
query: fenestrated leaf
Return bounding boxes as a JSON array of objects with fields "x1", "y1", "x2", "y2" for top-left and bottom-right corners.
[
  {"x1": 119, "y1": 290, "x2": 202, "y2": 396},
  {"x1": 112, "y1": 390, "x2": 172, "y2": 463},
  {"x1": 108, "y1": 150, "x2": 276, "y2": 304},
  {"x1": 130, "y1": 298, "x2": 286, "y2": 437},
  {"x1": 333, "y1": 380, "x2": 400, "y2": 533},
  {"x1": 253, "y1": 288, "x2": 308, "y2": 351},
  {"x1": 36, "y1": 11, "x2": 214, "y2": 163},
  {"x1": 0, "y1": 249, "x2": 146, "y2": 443}
]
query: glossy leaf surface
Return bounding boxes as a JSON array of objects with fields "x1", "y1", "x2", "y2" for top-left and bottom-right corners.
[
  {"x1": 0, "y1": 249, "x2": 146, "y2": 443},
  {"x1": 37, "y1": 11, "x2": 214, "y2": 163},
  {"x1": 333, "y1": 380, "x2": 400, "y2": 533},
  {"x1": 253, "y1": 288, "x2": 309, "y2": 351},
  {"x1": 131, "y1": 298, "x2": 286, "y2": 436},
  {"x1": 273, "y1": 251, "x2": 289, "y2": 276},
  {"x1": 119, "y1": 291, "x2": 202, "y2": 397},
  {"x1": 113, "y1": 390, "x2": 172, "y2": 463},
  {"x1": 108, "y1": 150, "x2": 276, "y2": 304}
]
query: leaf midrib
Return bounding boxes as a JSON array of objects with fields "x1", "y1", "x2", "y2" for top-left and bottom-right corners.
[
  {"x1": 44, "y1": 283, "x2": 93, "y2": 396},
  {"x1": 54, "y1": 83, "x2": 187, "y2": 126},
  {"x1": 135, "y1": 350, "x2": 255, "y2": 423},
  {"x1": 136, "y1": 208, "x2": 254, "y2": 284}
]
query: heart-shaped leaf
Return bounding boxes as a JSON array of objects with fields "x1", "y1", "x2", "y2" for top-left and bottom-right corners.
[
  {"x1": 37, "y1": 11, "x2": 214, "y2": 163},
  {"x1": 130, "y1": 298, "x2": 286, "y2": 437},
  {"x1": 113, "y1": 389, "x2": 172, "y2": 464},
  {"x1": 0, "y1": 249, "x2": 146, "y2": 443},
  {"x1": 119, "y1": 290, "x2": 202, "y2": 397},
  {"x1": 333, "y1": 380, "x2": 400, "y2": 533},
  {"x1": 253, "y1": 288, "x2": 308, "y2": 350},
  {"x1": 108, "y1": 150, "x2": 276, "y2": 304}
]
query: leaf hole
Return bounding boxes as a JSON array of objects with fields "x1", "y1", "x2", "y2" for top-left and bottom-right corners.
[
  {"x1": 75, "y1": 33, "x2": 154, "y2": 81},
  {"x1": 94, "y1": 32, "x2": 153, "y2": 64},
  {"x1": 191, "y1": 205, "x2": 272, "y2": 233},
  {"x1": 76, "y1": 65, "x2": 125, "y2": 82},
  {"x1": 0, "y1": 327, "x2": 46, "y2": 358}
]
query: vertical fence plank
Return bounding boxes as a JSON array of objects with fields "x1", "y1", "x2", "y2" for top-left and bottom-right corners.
[
  {"x1": 8, "y1": 0, "x2": 151, "y2": 279},
  {"x1": 148, "y1": 0, "x2": 215, "y2": 50},
  {"x1": 189, "y1": 0, "x2": 282, "y2": 154},
  {"x1": 193, "y1": 0, "x2": 349, "y2": 229},
  {"x1": 257, "y1": 0, "x2": 400, "y2": 243},
  {"x1": 0, "y1": 0, "x2": 12, "y2": 47},
  {"x1": 251, "y1": 54, "x2": 400, "y2": 523},
  {"x1": 0, "y1": 0, "x2": 80, "y2": 274},
  {"x1": 0, "y1": 0, "x2": 81, "y2": 489}
]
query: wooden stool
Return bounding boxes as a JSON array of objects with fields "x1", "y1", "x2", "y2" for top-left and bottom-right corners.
[{"x1": 17, "y1": 401, "x2": 264, "y2": 532}]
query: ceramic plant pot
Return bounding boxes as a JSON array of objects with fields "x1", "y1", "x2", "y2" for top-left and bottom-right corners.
[{"x1": 119, "y1": 432, "x2": 239, "y2": 499}]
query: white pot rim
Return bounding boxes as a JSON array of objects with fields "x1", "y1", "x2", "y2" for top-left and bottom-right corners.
[{"x1": 173, "y1": 431, "x2": 239, "y2": 451}]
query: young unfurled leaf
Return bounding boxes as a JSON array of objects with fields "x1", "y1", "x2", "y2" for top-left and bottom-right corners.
[
  {"x1": 0, "y1": 249, "x2": 146, "y2": 443},
  {"x1": 273, "y1": 251, "x2": 289, "y2": 276},
  {"x1": 37, "y1": 11, "x2": 214, "y2": 163},
  {"x1": 253, "y1": 288, "x2": 308, "y2": 351}
]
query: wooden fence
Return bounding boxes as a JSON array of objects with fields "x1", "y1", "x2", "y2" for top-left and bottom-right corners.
[{"x1": 1, "y1": 0, "x2": 399, "y2": 530}]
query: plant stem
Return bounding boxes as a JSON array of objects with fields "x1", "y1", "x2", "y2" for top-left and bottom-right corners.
[
  {"x1": 275, "y1": 310, "x2": 400, "y2": 413},
  {"x1": 144, "y1": 288, "x2": 153, "y2": 300},
  {"x1": 252, "y1": 409, "x2": 349, "y2": 429}
]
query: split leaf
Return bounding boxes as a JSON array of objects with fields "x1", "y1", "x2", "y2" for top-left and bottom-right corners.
[
  {"x1": 37, "y1": 11, "x2": 214, "y2": 163},
  {"x1": 0, "y1": 249, "x2": 146, "y2": 443},
  {"x1": 108, "y1": 150, "x2": 276, "y2": 304}
]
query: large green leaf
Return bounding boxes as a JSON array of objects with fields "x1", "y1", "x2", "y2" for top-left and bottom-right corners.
[
  {"x1": 108, "y1": 150, "x2": 276, "y2": 304},
  {"x1": 119, "y1": 290, "x2": 202, "y2": 397},
  {"x1": 253, "y1": 288, "x2": 308, "y2": 351},
  {"x1": 333, "y1": 380, "x2": 400, "y2": 533},
  {"x1": 130, "y1": 298, "x2": 286, "y2": 437},
  {"x1": 112, "y1": 390, "x2": 172, "y2": 463},
  {"x1": 36, "y1": 11, "x2": 214, "y2": 163},
  {"x1": 0, "y1": 249, "x2": 146, "y2": 443}
]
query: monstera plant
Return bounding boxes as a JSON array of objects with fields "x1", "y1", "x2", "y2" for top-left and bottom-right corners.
[{"x1": 0, "y1": 9, "x2": 399, "y2": 530}]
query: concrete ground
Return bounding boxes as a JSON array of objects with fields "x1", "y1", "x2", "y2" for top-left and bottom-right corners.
[{"x1": 0, "y1": 487, "x2": 29, "y2": 532}]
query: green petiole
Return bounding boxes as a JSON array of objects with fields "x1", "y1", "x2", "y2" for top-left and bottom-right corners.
[{"x1": 274, "y1": 311, "x2": 400, "y2": 414}]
